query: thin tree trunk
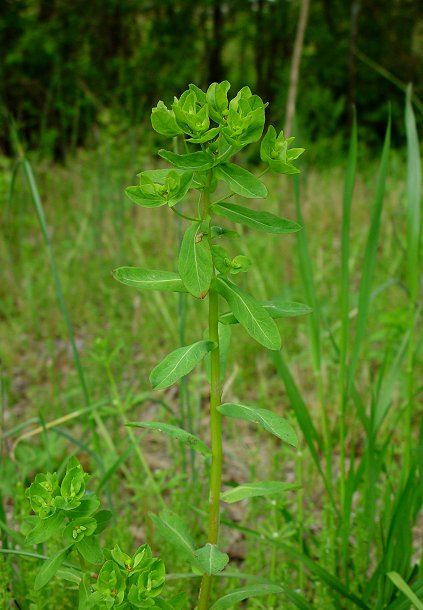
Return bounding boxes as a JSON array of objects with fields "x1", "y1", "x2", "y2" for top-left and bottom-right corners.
[
  {"x1": 284, "y1": 0, "x2": 311, "y2": 135},
  {"x1": 348, "y1": 1, "x2": 361, "y2": 126}
]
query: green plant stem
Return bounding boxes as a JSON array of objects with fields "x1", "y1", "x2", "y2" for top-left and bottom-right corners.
[{"x1": 198, "y1": 176, "x2": 223, "y2": 610}]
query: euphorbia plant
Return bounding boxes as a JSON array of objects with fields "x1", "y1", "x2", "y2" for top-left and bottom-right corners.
[{"x1": 114, "y1": 81, "x2": 307, "y2": 609}]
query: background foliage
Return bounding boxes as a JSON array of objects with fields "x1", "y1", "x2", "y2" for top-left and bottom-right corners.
[{"x1": 1, "y1": 0, "x2": 422, "y2": 158}]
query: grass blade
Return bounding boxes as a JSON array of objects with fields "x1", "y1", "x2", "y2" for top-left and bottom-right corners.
[{"x1": 347, "y1": 115, "x2": 391, "y2": 391}]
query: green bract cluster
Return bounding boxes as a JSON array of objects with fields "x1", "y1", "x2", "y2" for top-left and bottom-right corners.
[
  {"x1": 25, "y1": 458, "x2": 180, "y2": 609},
  {"x1": 25, "y1": 456, "x2": 107, "y2": 558},
  {"x1": 85, "y1": 545, "x2": 185, "y2": 610}
]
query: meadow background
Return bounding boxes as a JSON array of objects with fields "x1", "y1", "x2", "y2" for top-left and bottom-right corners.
[{"x1": 0, "y1": 1, "x2": 422, "y2": 608}]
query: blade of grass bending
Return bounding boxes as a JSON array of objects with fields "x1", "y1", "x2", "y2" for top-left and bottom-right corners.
[
  {"x1": 339, "y1": 113, "x2": 357, "y2": 549},
  {"x1": 385, "y1": 578, "x2": 423, "y2": 610},
  {"x1": 293, "y1": 175, "x2": 331, "y2": 481},
  {"x1": 271, "y1": 351, "x2": 335, "y2": 506},
  {"x1": 347, "y1": 115, "x2": 391, "y2": 393},
  {"x1": 404, "y1": 85, "x2": 421, "y2": 474},
  {"x1": 21, "y1": 158, "x2": 91, "y2": 409}
]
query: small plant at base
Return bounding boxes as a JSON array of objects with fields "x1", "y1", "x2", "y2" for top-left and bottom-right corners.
[
  {"x1": 114, "y1": 81, "x2": 307, "y2": 609},
  {"x1": 24, "y1": 457, "x2": 183, "y2": 609}
]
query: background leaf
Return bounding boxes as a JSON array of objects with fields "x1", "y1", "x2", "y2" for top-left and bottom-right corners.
[
  {"x1": 150, "y1": 511, "x2": 195, "y2": 561},
  {"x1": 34, "y1": 545, "x2": 72, "y2": 590}
]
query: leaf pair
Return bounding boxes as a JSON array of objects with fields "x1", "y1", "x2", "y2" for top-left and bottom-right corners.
[{"x1": 151, "y1": 511, "x2": 228, "y2": 576}]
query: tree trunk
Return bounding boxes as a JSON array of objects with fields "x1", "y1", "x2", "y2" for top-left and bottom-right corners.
[{"x1": 284, "y1": 0, "x2": 311, "y2": 136}]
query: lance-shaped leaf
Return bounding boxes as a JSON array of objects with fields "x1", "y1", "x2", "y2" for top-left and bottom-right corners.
[
  {"x1": 34, "y1": 545, "x2": 73, "y2": 590},
  {"x1": 213, "y1": 277, "x2": 281, "y2": 350},
  {"x1": 150, "y1": 511, "x2": 195, "y2": 562},
  {"x1": 126, "y1": 422, "x2": 211, "y2": 457},
  {"x1": 112, "y1": 267, "x2": 187, "y2": 293},
  {"x1": 221, "y1": 481, "x2": 300, "y2": 503},
  {"x1": 150, "y1": 340, "x2": 216, "y2": 390},
  {"x1": 210, "y1": 584, "x2": 284, "y2": 609},
  {"x1": 212, "y1": 201, "x2": 301, "y2": 234},
  {"x1": 215, "y1": 163, "x2": 267, "y2": 199},
  {"x1": 178, "y1": 222, "x2": 213, "y2": 298},
  {"x1": 219, "y1": 299, "x2": 312, "y2": 325},
  {"x1": 218, "y1": 403, "x2": 298, "y2": 447},
  {"x1": 159, "y1": 149, "x2": 215, "y2": 171},
  {"x1": 194, "y1": 544, "x2": 229, "y2": 575}
]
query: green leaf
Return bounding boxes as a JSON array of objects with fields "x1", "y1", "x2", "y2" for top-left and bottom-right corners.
[
  {"x1": 207, "y1": 81, "x2": 231, "y2": 123},
  {"x1": 150, "y1": 511, "x2": 195, "y2": 561},
  {"x1": 387, "y1": 572, "x2": 423, "y2": 610},
  {"x1": 25, "y1": 511, "x2": 65, "y2": 545},
  {"x1": 219, "y1": 299, "x2": 312, "y2": 325},
  {"x1": 112, "y1": 267, "x2": 187, "y2": 293},
  {"x1": 218, "y1": 403, "x2": 298, "y2": 447},
  {"x1": 125, "y1": 186, "x2": 167, "y2": 208},
  {"x1": 150, "y1": 340, "x2": 216, "y2": 390},
  {"x1": 159, "y1": 149, "x2": 215, "y2": 171},
  {"x1": 178, "y1": 222, "x2": 213, "y2": 298},
  {"x1": 76, "y1": 536, "x2": 103, "y2": 565},
  {"x1": 210, "y1": 584, "x2": 284, "y2": 609},
  {"x1": 187, "y1": 127, "x2": 221, "y2": 144},
  {"x1": 151, "y1": 101, "x2": 184, "y2": 137},
  {"x1": 34, "y1": 545, "x2": 72, "y2": 590},
  {"x1": 126, "y1": 422, "x2": 211, "y2": 457},
  {"x1": 213, "y1": 277, "x2": 281, "y2": 350},
  {"x1": 221, "y1": 481, "x2": 300, "y2": 503},
  {"x1": 93, "y1": 510, "x2": 113, "y2": 534},
  {"x1": 215, "y1": 163, "x2": 267, "y2": 199},
  {"x1": 212, "y1": 201, "x2": 300, "y2": 234},
  {"x1": 194, "y1": 544, "x2": 229, "y2": 575}
]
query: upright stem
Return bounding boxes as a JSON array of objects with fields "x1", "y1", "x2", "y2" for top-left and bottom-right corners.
[{"x1": 198, "y1": 176, "x2": 223, "y2": 610}]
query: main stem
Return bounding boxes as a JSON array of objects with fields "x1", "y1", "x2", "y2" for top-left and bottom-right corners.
[{"x1": 198, "y1": 177, "x2": 222, "y2": 610}]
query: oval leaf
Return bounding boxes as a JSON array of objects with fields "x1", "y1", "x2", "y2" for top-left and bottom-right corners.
[
  {"x1": 212, "y1": 201, "x2": 300, "y2": 233},
  {"x1": 213, "y1": 277, "x2": 281, "y2": 350},
  {"x1": 150, "y1": 340, "x2": 216, "y2": 390},
  {"x1": 76, "y1": 536, "x2": 103, "y2": 565},
  {"x1": 125, "y1": 186, "x2": 167, "y2": 208},
  {"x1": 159, "y1": 149, "x2": 214, "y2": 171},
  {"x1": 150, "y1": 511, "x2": 195, "y2": 561},
  {"x1": 194, "y1": 544, "x2": 229, "y2": 575},
  {"x1": 126, "y1": 422, "x2": 211, "y2": 457},
  {"x1": 178, "y1": 222, "x2": 213, "y2": 298},
  {"x1": 215, "y1": 163, "x2": 267, "y2": 199},
  {"x1": 210, "y1": 584, "x2": 284, "y2": 609},
  {"x1": 112, "y1": 267, "x2": 187, "y2": 293},
  {"x1": 34, "y1": 545, "x2": 72, "y2": 590},
  {"x1": 219, "y1": 299, "x2": 312, "y2": 325},
  {"x1": 221, "y1": 481, "x2": 300, "y2": 503},
  {"x1": 218, "y1": 403, "x2": 298, "y2": 447}
]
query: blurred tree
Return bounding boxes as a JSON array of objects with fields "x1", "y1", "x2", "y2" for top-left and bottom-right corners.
[{"x1": 0, "y1": 0, "x2": 421, "y2": 158}]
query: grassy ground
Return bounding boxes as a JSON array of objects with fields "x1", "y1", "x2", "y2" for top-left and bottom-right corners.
[{"x1": 0, "y1": 124, "x2": 421, "y2": 609}]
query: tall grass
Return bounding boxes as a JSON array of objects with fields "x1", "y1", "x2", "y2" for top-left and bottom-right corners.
[{"x1": 268, "y1": 97, "x2": 422, "y2": 609}]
